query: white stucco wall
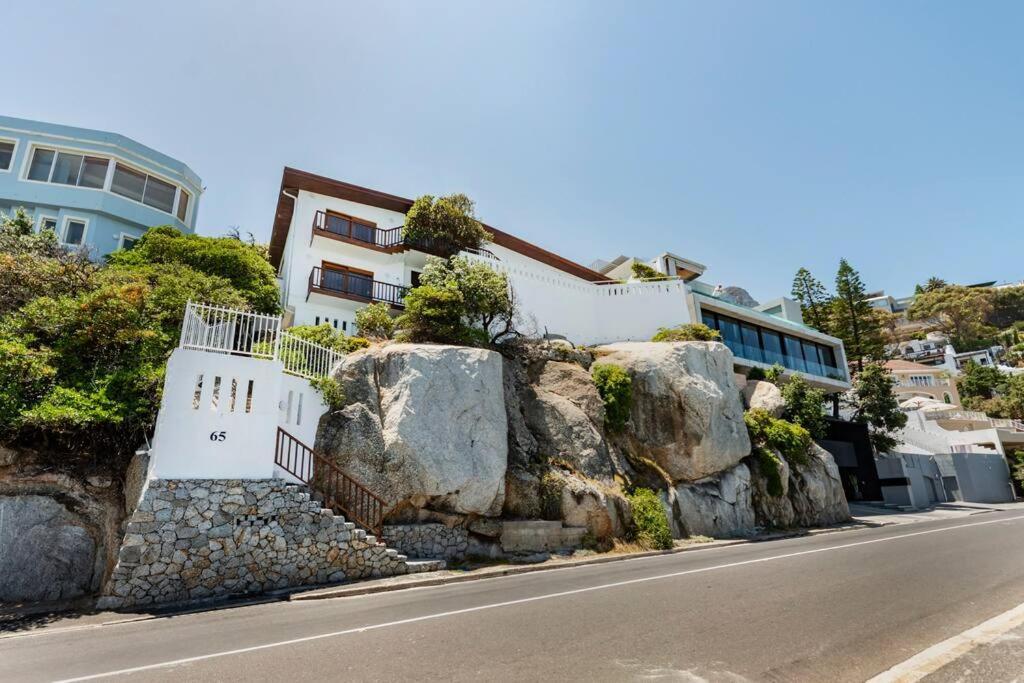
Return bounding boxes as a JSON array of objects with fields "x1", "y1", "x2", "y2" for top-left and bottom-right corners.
[{"x1": 150, "y1": 349, "x2": 329, "y2": 480}]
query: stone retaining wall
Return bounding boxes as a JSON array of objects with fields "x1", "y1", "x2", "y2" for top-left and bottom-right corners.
[
  {"x1": 99, "y1": 479, "x2": 421, "y2": 609},
  {"x1": 382, "y1": 523, "x2": 468, "y2": 560}
]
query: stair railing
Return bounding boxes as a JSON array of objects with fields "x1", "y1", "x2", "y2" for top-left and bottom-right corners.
[{"x1": 274, "y1": 427, "x2": 386, "y2": 536}]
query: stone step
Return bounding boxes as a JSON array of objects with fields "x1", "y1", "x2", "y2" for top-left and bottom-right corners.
[
  {"x1": 365, "y1": 535, "x2": 376, "y2": 544},
  {"x1": 405, "y1": 559, "x2": 446, "y2": 573}
]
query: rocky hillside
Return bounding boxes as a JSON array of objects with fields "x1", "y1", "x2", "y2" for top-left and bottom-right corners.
[{"x1": 316, "y1": 340, "x2": 850, "y2": 549}]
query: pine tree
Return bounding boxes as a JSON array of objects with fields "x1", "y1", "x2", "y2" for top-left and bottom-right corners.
[
  {"x1": 831, "y1": 259, "x2": 885, "y2": 372},
  {"x1": 791, "y1": 267, "x2": 833, "y2": 333}
]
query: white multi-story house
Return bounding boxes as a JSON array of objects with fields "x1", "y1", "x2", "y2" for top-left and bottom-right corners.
[{"x1": 268, "y1": 168, "x2": 851, "y2": 391}]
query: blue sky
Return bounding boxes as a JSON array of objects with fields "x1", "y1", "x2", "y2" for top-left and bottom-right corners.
[{"x1": 7, "y1": 1, "x2": 1022, "y2": 300}]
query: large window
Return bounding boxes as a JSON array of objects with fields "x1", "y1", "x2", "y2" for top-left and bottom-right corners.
[
  {"x1": 23, "y1": 146, "x2": 189, "y2": 218},
  {"x1": 111, "y1": 162, "x2": 179, "y2": 213},
  {"x1": 0, "y1": 141, "x2": 14, "y2": 171},
  {"x1": 27, "y1": 148, "x2": 108, "y2": 189},
  {"x1": 700, "y1": 308, "x2": 844, "y2": 379}
]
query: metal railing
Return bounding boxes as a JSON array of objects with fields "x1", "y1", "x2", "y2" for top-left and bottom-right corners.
[
  {"x1": 308, "y1": 267, "x2": 409, "y2": 308},
  {"x1": 180, "y1": 301, "x2": 281, "y2": 358},
  {"x1": 274, "y1": 427, "x2": 386, "y2": 535},
  {"x1": 179, "y1": 302, "x2": 342, "y2": 381}
]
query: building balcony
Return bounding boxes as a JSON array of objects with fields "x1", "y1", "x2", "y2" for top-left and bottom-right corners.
[
  {"x1": 310, "y1": 210, "x2": 459, "y2": 259},
  {"x1": 307, "y1": 266, "x2": 409, "y2": 309}
]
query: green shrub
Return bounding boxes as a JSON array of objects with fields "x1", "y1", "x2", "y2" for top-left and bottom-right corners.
[
  {"x1": 780, "y1": 375, "x2": 828, "y2": 440},
  {"x1": 764, "y1": 363, "x2": 785, "y2": 384},
  {"x1": 592, "y1": 364, "x2": 632, "y2": 432},
  {"x1": 627, "y1": 487, "x2": 672, "y2": 550},
  {"x1": 746, "y1": 367, "x2": 767, "y2": 381},
  {"x1": 286, "y1": 323, "x2": 369, "y2": 354},
  {"x1": 651, "y1": 323, "x2": 721, "y2": 342},
  {"x1": 0, "y1": 335, "x2": 56, "y2": 433},
  {"x1": 539, "y1": 469, "x2": 566, "y2": 521},
  {"x1": 630, "y1": 261, "x2": 665, "y2": 280},
  {"x1": 752, "y1": 446, "x2": 785, "y2": 497},
  {"x1": 355, "y1": 302, "x2": 395, "y2": 340},
  {"x1": 744, "y1": 408, "x2": 812, "y2": 468},
  {"x1": 310, "y1": 376, "x2": 346, "y2": 412}
]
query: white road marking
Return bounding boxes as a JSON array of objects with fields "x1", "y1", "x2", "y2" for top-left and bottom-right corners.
[
  {"x1": 52, "y1": 513, "x2": 1024, "y2": 682},
  {"x1": 866, "y1": 600, "x2": 1024, "y2": 683}
]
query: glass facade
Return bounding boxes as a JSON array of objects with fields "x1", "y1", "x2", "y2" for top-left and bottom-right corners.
[{"x1": 701, "y1": 308, "x2": 845, "y2": 380}]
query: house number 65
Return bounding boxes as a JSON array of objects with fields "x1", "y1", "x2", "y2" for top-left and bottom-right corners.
[{"x1": 209, "y1": 431, "x2": 227, "y2": 442}]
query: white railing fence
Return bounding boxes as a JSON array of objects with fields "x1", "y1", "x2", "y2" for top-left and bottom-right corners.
[{"x1": 179, "y1": 302, "x2": 341, "y2": 380}]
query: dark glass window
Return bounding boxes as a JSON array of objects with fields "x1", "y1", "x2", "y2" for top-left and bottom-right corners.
[
  {"x1": 718, "y1": 317, "x2": 742, "y2": 356},
  {"x1": 702, "y1": 311, "x2": 717, "y2": 330},
  {"x1": 761, "y1": 329, "x2": 783, "y2": 365},
  {"x1": 802, "y1": 340, "x2": 822, "y2": 374},
  {"x1": 28, "y1": 148, "x2": 55, "y2": 181},
  {"x1": 51, "y1": 152, "x2": 84, "y2": 185},
  {"x1": 0, "y1": 141, "x2": 13, "y2": 170},
  {"x1": 111, "y1": 163, "x2": 146, "y2": 202},
  {"x1": 783, "y1": 336, "x2": 806, "y2": 372},
  {"x1": 740, "y1": 323, "x2": 762, "y2": 362},
  {"x1": 63, "y1": 220, "x2": 86, "y2": 246},
  {"x1": 820, "y1": 345, "x2": 837, "y2": 369},
  {"x1": 79, "y1": 156, "x2": 108, "y2": 189},
  {"x1": 142, "y1": 176, "x2": 176, "y2": 213}
]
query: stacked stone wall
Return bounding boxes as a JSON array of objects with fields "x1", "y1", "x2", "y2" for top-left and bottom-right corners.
[
  {"x1": 382, "y1": 523, "x2": 469, "y2": 560},
  {"x1": 100, "y1": 479, "x2": 423, "y2": 609}
]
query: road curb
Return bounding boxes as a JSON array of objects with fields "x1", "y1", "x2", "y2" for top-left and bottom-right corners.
[{"x1": 287, "y1": 521, "x2": 873, "y2": 602}]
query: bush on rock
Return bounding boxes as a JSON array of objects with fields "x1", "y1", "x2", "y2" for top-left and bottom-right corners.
[
  {"x1": 651, "y1": 323, "x2": 721, "y2": 342},
  {"x1": 591, "y1": 363, "x2": 632, "y2": 432},
  {"x1": 626, "y1": 487, "x2": 672, "y2": 550}
]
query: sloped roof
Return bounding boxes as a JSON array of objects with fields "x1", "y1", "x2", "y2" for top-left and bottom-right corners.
[{"x1": 885, "y1": 359, "x2": 943, "y2": 372}]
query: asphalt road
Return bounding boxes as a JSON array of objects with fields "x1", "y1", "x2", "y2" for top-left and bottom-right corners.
[{"x1": 4, "y1": 510, "x2": 1024, "y2": 682}]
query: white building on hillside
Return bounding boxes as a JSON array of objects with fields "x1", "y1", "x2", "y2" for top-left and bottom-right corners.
[{"x1": 268, "y1": 168, "x2": 850, "y2": 391}]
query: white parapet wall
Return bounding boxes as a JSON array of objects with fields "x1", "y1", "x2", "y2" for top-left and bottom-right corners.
[
  {"x1": 150, "y1": 348, "x2": 330, "y2": 480},
  {"x1": 464, "y1": 250, "x2": 692, "y2": 346}
]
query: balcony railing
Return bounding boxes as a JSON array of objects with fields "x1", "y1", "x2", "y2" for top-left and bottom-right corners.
[
  {"x1": 311, "y1": 210, "x2": 497, "y2": 259},
  {"x1": 722, "y1": 340, "x2": 847, "y2": 381},
  {"x1": 308, "y1": 266, "x2": 409, "y2": 308}
]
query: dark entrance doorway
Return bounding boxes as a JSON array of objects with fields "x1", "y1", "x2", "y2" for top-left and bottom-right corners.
[{"x1": 818, "y1": 419, "x2": 883, "y2": 502}]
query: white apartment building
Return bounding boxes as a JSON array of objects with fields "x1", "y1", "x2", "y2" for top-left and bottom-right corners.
[{"x1": 268, "y1": 168, "x2": 851, "y2": 391}]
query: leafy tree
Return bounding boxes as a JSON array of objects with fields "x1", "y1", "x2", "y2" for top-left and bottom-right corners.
[
  {"x1": 914, "y1": 276, "x2": 949, "y2": 294},
  {"x1": 957, "y1": 360, "x2": 1005, "y2": 402},
  {"x1": 779, "y1": 375, "x2": 828, "y2": 440},
  {"x1": 631, "y1": 261, "x2": 665, "y2": 280},
  {"x1": 592, "y1": 363, "x2": 632, "y2": 432},
  {"x1": 285, "y1": 323, "x2": 369, "y2": 354},
  {"x1": 744, "y1": 408, "x2": 813, "y2": 468},
  {"x1": 651, "y1": 323, "x2": 720, "y2": 342},
  {"x1": 0, "y1": 213, "x2": 98, "y2": 315},
  {"x1": 791, "y1": 267, "x2": 833, "y2": 333},
  {"x1": 831, "y1": 259, "x2": 885, "y2": 372},
  {"x1": 1, "y1": 206, "x2": 35, "y2": 236},
  {"x1": 402, "y1": 194, "x2": 492, "y2": 257},
  {"x1": 355, "y1": 302, "x2": 396, "y2": 340},
  {"x1": 398, "y1": 256, "x2": 517, "y2": 345},
  {"x1": 108, "y1": 226, "x2": 280, "y2": 313},
  {"x1": 907, "y1": 285, "x2": 995, "y2": 351},
  {"x1": 845, "y1": 364, "x2": 907, "y2": 453},
  {"x1": 988, "y1": 286, "x2": 1024, "y2": 329}
]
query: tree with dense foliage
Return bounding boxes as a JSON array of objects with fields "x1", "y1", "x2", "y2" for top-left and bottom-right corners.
[
  {"x1": 988, "y1": 286, "x2": 1024, "y2": 330},
  {"x1": 0, "y1": 224, "x2": 280, "y2": 474},
  {"x1": 914, "y1": 276, "x2": 949, "y2": 294},
  {"x1": 108, "y1": 226, "x2": 280, "y2": 313},
  {"x1": 957, "y1": 360, "x2": 1005, "y2": 402},
  {"x1": 651, "y1": 323, "x2": 720, "y2": 342},
  {"x1": 779, "y1": 375, "x2": 828, "y2": 440},
  {"x1": 355, "y1": 302, "x2": 396, "y2": 340},
  {"x1": 285, "y1": 324, "x2": 369, "y2": 354},
  {"x1": 907, "y1": 285, "x2": 995, "y2": 351},
  {"x1": 831, "y1": 259, "x2": 886, "y2": 372},
  {"x1": 396, "y1": 256, "x2": 517, "y2": 345},
  {"x1": 592, "y1": 363, "x2": 632, "y2": 432},
  {"x1": 844, "y1": 364, "x2": 907, "y2": 453},
  {"x1": 402, "y1": 194, "x2": 492, "y2": 258},
  {"x1": 791, "y1": 267, "x2": 833, "y2": 333}
]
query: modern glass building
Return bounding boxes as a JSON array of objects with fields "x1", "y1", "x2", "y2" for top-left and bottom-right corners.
[{"x1": 0, "y1": 115, "x2": 201, "y2": 258}]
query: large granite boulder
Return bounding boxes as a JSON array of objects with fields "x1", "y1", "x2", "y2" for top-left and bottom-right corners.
[
  {"x1": 666, "y1": 463, "x2": 756, "y2": 538},
  {"x1": 749, "y1": 450, "x2": 796, "y2": 528},
  {"x1": 595, "y1": 342, "x2": 751, "y2": 482},
  {"x1": 789, "y1": 443, "x2": 851, "y2": 526},
  {"x1": 316, "y1": 344, "x2": 508, "y2": 517},
  {"x1": 743, "y1": 380, "x2": 785, "y2": 418},
  {"x1": 523, "y1": 361, "x2": 616, "y2": 479},
  {"x1": 0, "y1": 495, "x2": 98, "y2": 603}
]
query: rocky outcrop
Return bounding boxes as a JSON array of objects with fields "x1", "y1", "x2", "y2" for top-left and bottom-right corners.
[
  {"x1": 666, "y1": 463, "x2": 756, "y2": 538},
  {"x1": 0, "y1": 465, "x2": 123, "y2": 605},
  {"x1": 743, "y1": 380, "x2": 785, "y2": 418},
  {"x1": 750, "y1": 443, "x2": 850, "y2": 529},
  {"x1": 317, "y1": 344, "x2": 508, "y2": 517},
  {"x1": 595, "y1": 342, "x2": 751, "y2": 482}
]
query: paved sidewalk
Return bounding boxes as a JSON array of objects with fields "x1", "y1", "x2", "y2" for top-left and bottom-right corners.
[{"x1": 850, "y1": 501, "x2": 1024, "y2": 526}]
